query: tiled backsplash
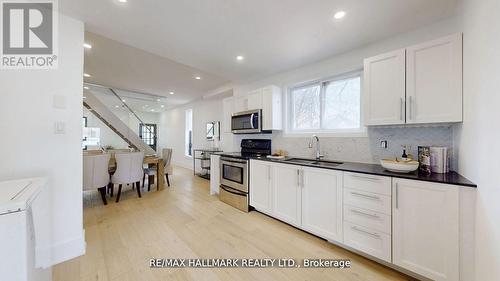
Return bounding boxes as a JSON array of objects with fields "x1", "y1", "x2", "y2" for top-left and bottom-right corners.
[{"x1": 233, "y1": 125, "x2": 456, "y2": 169}]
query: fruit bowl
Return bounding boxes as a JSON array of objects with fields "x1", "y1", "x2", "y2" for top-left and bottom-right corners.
[{"x1": 380, "y1": 159, "x2": 419, "y2": 173}]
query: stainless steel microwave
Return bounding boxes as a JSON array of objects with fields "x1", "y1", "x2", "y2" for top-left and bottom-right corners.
[{"x1": 231, "y1": 109, "x2": 262, "y2": 134}]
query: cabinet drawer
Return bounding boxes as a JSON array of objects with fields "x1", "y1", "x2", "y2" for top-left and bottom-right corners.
[
  {"x1": 344, "y1": 205, "x2": 391, "y2": 234},
  {"x1": 344, "y1": 172, "x2": 391, "y2": 196},
  {"x1": 344, "y1": 222, "x2": 391, "y2": 263},
  {"x1": 344, "y1": 188, "x2": 391, "y2": 215}
]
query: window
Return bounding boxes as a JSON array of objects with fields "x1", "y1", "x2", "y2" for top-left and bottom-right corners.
[
  {"x1": 185, "y1": 109, "x2": 193, "y2": 157},
  {"x1": 288, "y1": 72, "x2": 362, "y2": 135},
  {"x1": 139, "y1": 123, "x2": 157, "y2": 151}
]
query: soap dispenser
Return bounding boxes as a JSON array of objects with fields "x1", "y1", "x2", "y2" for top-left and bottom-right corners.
[{"x1": 401, "y1": 145, "x2": 408, "y2": 161}]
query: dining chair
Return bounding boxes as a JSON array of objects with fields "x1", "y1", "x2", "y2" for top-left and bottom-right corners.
[
  {"x1": 111, "y1": 152, "x2": 144, "y2": 202},
  {"x1": 162, "y1": 148, "x2": 173, "y2": 187},
  {"x1": 142, "y1": 148, "x2": 173, "y2": 190},
  {"x1": 83, "y1": 153, "x2": 111, "y2": 205}
]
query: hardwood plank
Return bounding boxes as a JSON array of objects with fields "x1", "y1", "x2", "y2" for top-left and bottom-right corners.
[{"x1": 54, "y1": 166, "x2": 413, "y2": 281}]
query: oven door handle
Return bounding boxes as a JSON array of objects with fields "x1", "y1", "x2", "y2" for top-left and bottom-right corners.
[
  {"x1": 220, "y1": 158, "x2": 248, "y2": 164},
  {"x1": 220, "y1": 185, "x2": 247, "y2": 196},
  {"x1": 250, "y1": 113, "x2": 255, "y2": 129}
]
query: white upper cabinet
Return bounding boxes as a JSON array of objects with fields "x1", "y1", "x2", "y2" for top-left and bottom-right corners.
[
  {"x1": 364, "y1": 49, "x2": 406, "y2": 126},
  {"x1": 301, "y1": 167, "x2": 343, "y2": 243},
  {"x1": 249, "y1": 160, "x2": 273, "y2": 215},
  {"x1": 246, "y1": 90, "x2": 263, "y2": 111},
  {"x1": 233, "y1": 85, "x2": 282, "y2": 131},
  {"x1": 222, "y1": 97, "x2": 234, "y2": 133},
  {"x1": 364, "y1": 33, "x2": 463, "y2": 126},
  {"x1": 406, "y1": 34, "x2": 463, "y2": 124},
  {"x1": 392, "y1": 178, "x2": 459, "y2": 281},
  {"x1": 261, "y1": 86, "x2": 282, "y2": 131}
]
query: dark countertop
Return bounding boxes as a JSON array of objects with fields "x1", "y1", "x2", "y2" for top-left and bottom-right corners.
[{"x1": 251, "y1": 157, "x2": 477, "y2": 188}]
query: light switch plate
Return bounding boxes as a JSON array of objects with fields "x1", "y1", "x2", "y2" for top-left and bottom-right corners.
[{"x1": 53, "y1": 95, "x2": 67, "y2": 109}]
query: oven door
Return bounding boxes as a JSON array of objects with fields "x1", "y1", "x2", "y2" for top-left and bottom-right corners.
[
  {"x1": 231, "y1": 109, "x2": 261, "y2": 134},
  {"x1": 220, "y1": 158, "x2": 248, "y2": 193}
]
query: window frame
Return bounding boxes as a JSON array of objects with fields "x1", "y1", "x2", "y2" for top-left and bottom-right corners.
[
  {"x1": 139, "y1": 123, "x2": 157, "y2": 151},
  {"x1": 285, "y1": 70, "x2": 366, "y2": 138}
]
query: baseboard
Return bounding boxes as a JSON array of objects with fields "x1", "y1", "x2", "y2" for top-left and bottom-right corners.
[{"x1": 37, "y1": 230, "x2": 86, "y2": 268}]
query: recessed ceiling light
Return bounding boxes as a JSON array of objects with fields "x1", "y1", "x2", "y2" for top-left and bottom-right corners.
[
  {"x1": 83, "y1": 73, "x2": 91, "y2": 78},
  {"x1": 83, "y1": 86, "x2": 89, "y2": 90},
  {"x1": 236, "y1": 55, "x2": 245, "y2": 61},
  {"x1": 115, "y1": 105, "x2": 120, "y2": 108},
  {"x1": 151, "y1": 109, "x2": 155, "y2": 112},
  {"x1": 333, "y1": 11, "x2": 346, "y2": 20},
  {"x1": 83, "y1": 43, "x2": 92, "y2": 49},
  {"x1": 194, "y1": 76, "x2": 201, "y2": 80},
  {"x1": 169, "y1": 91, "x2": 174, "y2": 95},
  {"x1": 121, "y1": 99, "x2": 126, "y2": 102},
  {"x1": 156, "y1": 98, "x2": 161, "y2": 102},
  {"x1": 161, "y1": 105, "x2": 165, "y2": 108},
  {"x1": 118, "y1": 0, "x2": 127, "y2": 3}
]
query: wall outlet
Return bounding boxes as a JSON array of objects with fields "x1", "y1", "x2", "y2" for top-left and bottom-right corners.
[{"x1": 380, "y1": 140, "x2": 388, "y2": 149}]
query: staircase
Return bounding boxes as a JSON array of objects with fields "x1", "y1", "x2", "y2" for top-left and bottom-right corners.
[{"x1": 83, "y1": 90, "x2": 156, "y2": 155}]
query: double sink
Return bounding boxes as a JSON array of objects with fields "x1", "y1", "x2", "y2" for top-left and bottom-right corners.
[{"x1": 282, "y1": 158, "x2": 343, "y2": 168}]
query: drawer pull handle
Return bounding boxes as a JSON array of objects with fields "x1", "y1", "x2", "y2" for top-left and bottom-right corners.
[
  {"x1": 351, "y1": 209, "x2": 379, "y2": 219},
  {"x1": 351, "y1": 174, "x2": 380, "y2": 181},
  {"x1": 350, "y1": 191, "x2": 380, "y2": 200},
  {"x1": 351, "y1": 226, "x2": 380, "y2": 238}
]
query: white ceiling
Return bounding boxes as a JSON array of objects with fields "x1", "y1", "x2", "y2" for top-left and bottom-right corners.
[
  {"x1": 83, "y1": 32, "x2": 229, "y2": 107},
  {"x1": 62, "y1": 0, "x2": 459, "y2": 98}
]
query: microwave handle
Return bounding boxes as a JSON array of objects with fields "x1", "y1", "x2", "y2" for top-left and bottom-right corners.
[{"x1": 250, "y1": 113, "x2": 255, "y2": 129}]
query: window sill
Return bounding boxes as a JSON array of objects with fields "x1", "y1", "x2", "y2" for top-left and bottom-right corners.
[{"x1": 282, "y1": 130, "x2": 367, "y2": 138}]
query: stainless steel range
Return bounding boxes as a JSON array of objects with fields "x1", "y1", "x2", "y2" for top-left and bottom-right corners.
[{"x1": 219, "y1": 139, "x2": 271, "y2": 212}]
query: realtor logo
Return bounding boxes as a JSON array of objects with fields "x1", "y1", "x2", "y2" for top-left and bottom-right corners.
[{"x1": 1, "y1": 0, "x2": 58, "y2": 69}]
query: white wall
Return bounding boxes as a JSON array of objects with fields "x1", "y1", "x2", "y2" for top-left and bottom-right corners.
[
  {"x1": 0, "y1": 13, "x2": 85, "y2": 274},
  {"x1": 158, "y1": 98, "x2": 226, "y2": 170},
  {"x1": 455, "y1": 0, "x2": 500, "y2": 280},
  {"x1": 227, "y1": 16, "x2": 462, "y2": 166}
]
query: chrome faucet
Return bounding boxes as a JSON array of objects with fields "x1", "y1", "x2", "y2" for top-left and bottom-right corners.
[{"x1": 308, "y1": 135, "x2": 324, "y2": 161}]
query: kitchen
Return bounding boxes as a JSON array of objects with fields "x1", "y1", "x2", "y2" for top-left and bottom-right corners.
[
  {"x1": 2, "y1": 1, "x2": 498, "y2": 281},
  {"x1": 207, "y1": 32, "x2": 475, "y2": 281}
]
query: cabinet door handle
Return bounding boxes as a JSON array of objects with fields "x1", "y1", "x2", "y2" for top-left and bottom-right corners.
[
  {"x1": 408, "y1": 96, "x2": 413, "y2": 120},
  {"x1": 350, "y1": 191, "x2": 380, "y2": 201},
  {"x1": 351, "y1": 226, "x2": 380, "y2": 238},
  {"x1": 400, "y1": 97, "x2": 404, "y2": 121},
  {"x1": 297, "y1": 169, "x2": 300, "y2": 186},
  {"x1": 395, "y1": 183, "x2": 399, "y2": 209},
  {"x1": 351, "y1": 174, "x2": 380, "y2": 181},
  {"x1": 301, "y1": 170, "x2": 304, "y2": 188},
  {"x1": 268, "y1": 166, "x2": 271, "y2": 181},
  {"x1": 351, "y1": 209, "x2": 380, "y2": 219}
]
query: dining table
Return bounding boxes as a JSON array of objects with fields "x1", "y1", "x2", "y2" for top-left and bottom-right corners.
[{"x1": 106, "y1": 154, "x2": 165, "y2": 191}]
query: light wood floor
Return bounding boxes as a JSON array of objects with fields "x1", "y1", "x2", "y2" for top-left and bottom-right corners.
[{"x1": 53, "y1": 167, "x2": 412, "y2": 281}]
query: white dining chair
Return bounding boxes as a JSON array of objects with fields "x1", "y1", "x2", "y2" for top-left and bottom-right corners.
[
  {"x1": 143, "y1": 148, "x2": 173, "y2": 190},
  {"x1": 83, "y1": 153, "x2": 111, "y2": 205},
  {"x1": 111, "y1": 152, "x2": 144, "y2": 202},
  {"x1": 163, "y1": 148, "x2": 173, "y2": 187}
]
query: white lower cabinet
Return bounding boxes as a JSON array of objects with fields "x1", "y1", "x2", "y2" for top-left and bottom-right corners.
[
  {"x1": 343, "y1": 221, "x2": 392, "y2": 263},
  {"x1": 249, "y1": 160, "x2": 273, "y2": 215},
  {"x1": 342, "y1": 172, "x2": 393, "y2": 263},
  {"x1": 249, "y1": 161, "x2": 462, "y2": 280},
  {"x1": 392, "y1": 178, "x2": 459, "y2": 281},
  {"x1": 272, "y1": 163, "x2": 302, "y2": 227},
  {"x1": 301, "y1": 167, "x2": 343, "y2": 242}
]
